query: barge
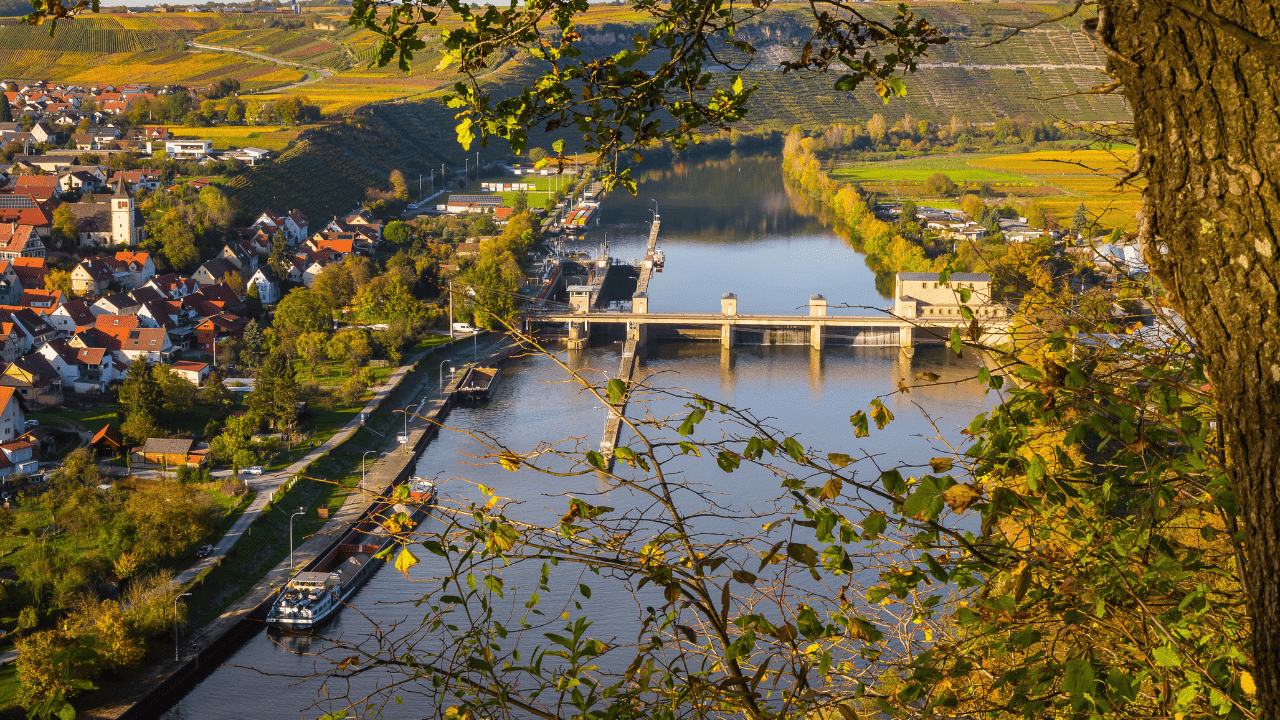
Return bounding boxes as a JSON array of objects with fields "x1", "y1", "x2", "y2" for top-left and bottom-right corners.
[
  {"x1": 456, "y1": 366, "x2": 501, "y2": 402},
  {"x1": 265, "y1": 501, "x2": 425, "y2": 629}
]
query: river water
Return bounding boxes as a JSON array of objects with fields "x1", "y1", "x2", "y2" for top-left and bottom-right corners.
[{"x1": 161, "y1": 153, "x2": 993, "y2": 719}]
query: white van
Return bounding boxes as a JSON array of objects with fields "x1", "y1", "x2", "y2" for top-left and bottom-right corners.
[{"x1": 452, "y1": 323, "x2": 477, "y2": 334}]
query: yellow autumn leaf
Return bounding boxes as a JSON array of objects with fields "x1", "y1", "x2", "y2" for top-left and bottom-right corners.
[
  {"x1": 804, "y1": 643, "x2": 822, "y2": 655},
  {"x1": 924, "y1": 629, "x2": 933, "y2": 642},
  {"x1": 479, "y1": 484, "x2": 494, "y2": 496},
  {"x1": 394, "y1": 546, "x2": 420, "y2": 574},
  {"x1": 1241, "y1": 671, "x2": 1256, "y2": 695}
]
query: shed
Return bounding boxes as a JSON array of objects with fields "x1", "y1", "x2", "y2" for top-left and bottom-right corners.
[
  {"x1": 92, "y1": 424, "x2": 125, "y2": 457},
  {"x1": 137, "y1": 437, "x2": 202, "y2": 467}
]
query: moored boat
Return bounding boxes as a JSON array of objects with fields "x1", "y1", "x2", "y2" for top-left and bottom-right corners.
[
  {"x1": 409, "y1": 476, "x2": 438, "y2": 505},
  {"x1": 266, "y1": 502, "x2": 425, "y2": 629},
  {"x1": 455, "y1": 366, "x2": 501, "y2": 402}
]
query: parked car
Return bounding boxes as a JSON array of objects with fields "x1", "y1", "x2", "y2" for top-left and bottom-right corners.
[
  {"x1": 196, "y1": 544, "x2": 213, "y2": 558},
  {"x1": 452, "y1": 322, "x2": 477, "y2": 334},
  {"x1": 244, "y1": 466, "x2": 265, "y2": 476},
  {"x1": 23, "y1": 420, "x2": 38, "y2": 429}
]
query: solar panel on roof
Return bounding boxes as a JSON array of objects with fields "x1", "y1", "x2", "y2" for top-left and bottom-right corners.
[{"x1": 0, "y1": 196, "x2": 36, "y2": 209}]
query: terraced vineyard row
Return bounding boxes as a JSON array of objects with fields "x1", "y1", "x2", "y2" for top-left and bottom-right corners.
[{"x1": 0, "y1": 23, "x2": 183, "y2": 53}]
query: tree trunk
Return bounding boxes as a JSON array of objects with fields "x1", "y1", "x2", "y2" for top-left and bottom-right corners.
[{"x1": 1095, "y1": 0, "x2": 1280, "y2": 713}]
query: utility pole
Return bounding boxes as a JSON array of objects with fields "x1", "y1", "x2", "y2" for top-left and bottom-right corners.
[{"x1": 449, "y1": 279, "x2": 454, "y2": 339}]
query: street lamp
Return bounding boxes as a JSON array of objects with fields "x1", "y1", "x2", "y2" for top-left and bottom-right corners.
[
  {"x1": 439, "y1": 359, "x2": 449, "y2": 390},
  {"x1": 403, "y1": 402, "x2": 413, "y2": 453},
  {"x1": 289, "y1": 507, "x2": 305, "y2": 574},
  {"x1": 361, "y1": 450, "x2": 378, "y2": 491},
  {"x1": 174, "y1": 592, "x2": 192, "y2": 661},
  {"x1": 651, "y1": 198, "x2": 658, "y2": 217}
]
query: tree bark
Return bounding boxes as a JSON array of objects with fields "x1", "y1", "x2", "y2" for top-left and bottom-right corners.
[{"x1": 1095, "y1": 0, "x2": 1280, "y2": 714}]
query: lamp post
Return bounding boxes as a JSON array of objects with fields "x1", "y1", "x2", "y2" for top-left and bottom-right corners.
[
  {"x1": 651, "y1": 198, "x2": 658, "y2": 218},
  {"x1": 174, "y1": 592, "x2": 192, "y2": 661},
  {"x1": 439, "y1": 359, "x2": 449, "y2": 390},
  {"x1": 403, "y1": 402, "x2": 413, "y2": 453},
  {"x1": 289, "y1": 507, "x2": 305, "y2": 574},
  {"x1": 362, "y1": 450, "x2": 377, "y2": 491}
]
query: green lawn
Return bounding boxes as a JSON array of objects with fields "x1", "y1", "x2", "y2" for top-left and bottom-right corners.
[{"x1": 828, "y1": 153, "x2": 1031, "y2": 184}]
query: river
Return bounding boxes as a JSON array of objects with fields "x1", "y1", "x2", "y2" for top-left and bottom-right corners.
[{"x1": 160, "y1": 153, "x2": 994, "y2": 719}]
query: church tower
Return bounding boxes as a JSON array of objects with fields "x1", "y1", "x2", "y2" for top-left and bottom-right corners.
[{"x1": 111, "y1": 179, "x2": 136, "y2": 246}]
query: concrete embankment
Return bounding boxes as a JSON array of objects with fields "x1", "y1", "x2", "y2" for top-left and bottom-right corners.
[{"x1": 83, "y1": 335, "x2": 524, "y2": 720}]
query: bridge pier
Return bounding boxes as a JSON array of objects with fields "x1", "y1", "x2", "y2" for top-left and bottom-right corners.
[
  {"x1": 898, "y1": 325, "x2": 915, "y2": 356},
  {"x1": 809, "y1": 294, "x2": 827, "y2": 350},
  {"x1": 721, "y1": 293, "x2": 737, "y2": 348},
  {"x1": 568, "y1": 320, "x2": 590, "y2": 350},
  {"x1": 631, "y1": 292, "x2": 648, "y2": 352}
]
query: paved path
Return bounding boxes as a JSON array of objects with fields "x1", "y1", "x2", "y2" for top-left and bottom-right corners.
[
  {"x1": 164, "y1": 356, "x2": 423, "y2": 591},
  {"x1": 189, "y1": 42, "x2": 334, "y2": 91}
]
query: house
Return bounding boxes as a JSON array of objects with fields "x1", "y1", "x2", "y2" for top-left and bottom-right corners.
[
  {"x1": 10, "y1": 176, "x2": 60, "y2": 199},
  {"x1": 196, "y1": 312, "x2": 247, "y2": 353},
  {"x1": 0, "y1": 262, "x2": 20, "y2": 305},
  {"x1": 137, "y1": 299, "x2": 182, "y2": 330},
  {"x1": 10, "y1": 258, "x2": 45, "y2": 291},
  {"x1": 998, "y1": 217, "x2": 1047, "y2": 243},
  {"x1": 91, "y1": 292, "x2": 140, "y2": 317},
  {"x1": 0, "y1": 205, "x2": 52, "y2": 240},
  {"x1": 285, "y1": 210, "x2": 308, "y2": 244},
  {"x1": 48, "y1": 299, "x2": 96, "y2": 336},
  {"x1": 115, "y1": 326, "x2": 173, "y2": 363},
  {"x1": 192, "y1": 257, "x2": 239, "y2": 287},
  {"x1": 29, "y1": 121, "x2": 57, "y2": 144},
  {"x1": 71, "y1": 257, "x2": 117, "y2": 297},
  {"x1": 0, "y1": 323, "x2": 19, "y2": 364},
  {"x1": 0, "y1": 354, "x2": 62, "y2": 407},
  {"x1": 144, "y1": 273, "x2": 198, "y2": 300},
  {"x1": 218, "y1": 241, "x2": 258, "y2": 275},
  {"x1": 247, "y1": 266, "x2": 281, "y2": 304},
  {"x1": 114, "y1": 169, "x2": 163, "y2": 192},
  {"x1": 0, "y1": 440, "x2": 38, "y2": 475},
  {"x1": 144, "y1": 126, "x2": 169, "y2": 141},
  {"x1": 163, "y1": 139, "x2": 212, "y2": 160},
  {"x1": 56, "y1": 166, "x2": 107, "y2": 194},
  {"x1": 91, "y1": 424, "x2": 126, "y2": 457},
  {"x1": 37, "y1": 338, "x2": 117, "y2": 391},
  {"x1": 0, "y1": 307, "x2": 56, "y2": 354},
  {"x1": 195, "y1": 283, "x2": 244, "y2": 312},
  {"x1": 19, "y1": 289, "x2": 61, "y2": 311},
  {"x1": 0, "y1": 224, "x2": 43, "y2": 260},
  {"x1": 137, "y1": 437, "x2": 203, "y2": 466},
  {"x1": 113, "y1": 251, "x2": 155, "y2": 288},
  {"x1": 0, "y1": 386, "x2": 26, "y2": 444},
  {"x1": 170, "y1": 360, "x2": 209, "y2": 387},
  {"x1": 95, "y1": 314, "x2": 139, "y2": 334}
]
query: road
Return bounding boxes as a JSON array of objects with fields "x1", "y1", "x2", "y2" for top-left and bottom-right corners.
[{"x1": 189, "y1": 42, "x2": 334, "y2": 91}]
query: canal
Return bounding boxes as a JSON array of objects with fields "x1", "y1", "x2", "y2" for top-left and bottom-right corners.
[{"x1": 160, "y1": 153, "x2": 994, "y2": 719}]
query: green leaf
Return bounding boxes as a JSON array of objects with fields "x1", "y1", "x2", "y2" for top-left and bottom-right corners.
[
  {"x1": 552, "y1": 139, "x2": 566, "y2": 154},
  {"x1": 833, "y1": 74, "x2": 861, "y2": 92},
  {"x1": 879, "y1": 469, "x2": 907, "y2": 495},
  {"x1": 585, "y1": 451, "x2": 607, "y2": 470},
  {"x1": 1153, "y1": 644, "x2": 1181, "y2": 667},
  {"x1": 1062, "y1": 658, "x2": 1096, "y2": 700},
  {"x1": 850, "y1": 410, "x2": 869, "y2": 438},
  {"x1": 861, "y1": 511, "x2": 887, "y2": 540},
  {"x1": 786, "y1": 542, "x2": 817, "y2": 566},
  {"x1": 606, "y1": 378, "x2": 626, "y2": 404},
  {"x1": 828, "y1": 452, "x2": 853, "y2": 468},
  {"x1": 959, "y1": 287, "x2": 972, "y2": 303},
  {"x1": 783, "y1": 437, "x2": 805, "y2": 462},
  {"x1": 949, "y1": 327, "x2": 962, "y2": 355},
  {"x1": 902, "y1": 475, "x2": 956, "y2": 521}
]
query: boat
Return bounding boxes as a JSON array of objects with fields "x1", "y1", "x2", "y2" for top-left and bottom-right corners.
[
  {"x1": 455, "y1": 366, "x2": 501, "y2": 402},
  {"x1": 265, "y1": 502, "x2": 425, "y2": 629},
  {"x1": 653, "y1": 247, "x2": 665, "y2": 268},
  {"x1": 408, "y1": 476, "x2": 438, "y2": 505}
]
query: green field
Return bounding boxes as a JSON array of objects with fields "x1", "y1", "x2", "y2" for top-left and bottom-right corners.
[{"x1": 829, "y1": 154, "x2": 1030, "y2": 184}]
